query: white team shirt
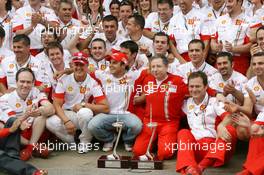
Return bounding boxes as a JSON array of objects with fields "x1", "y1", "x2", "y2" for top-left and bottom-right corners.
[
  {"x1": 145, "y1": 12, "x2": 172, "y2": 34},
  {"x1": 245, "y1": 5, "x2": 264, "y2": 27},
  {"x1": 54, "y1": 73, "x2": 105, "y2": 110},
  {"x1": 117, "y1": 21, "x2": 128, "y2": 38},
  {"x1": 94, "y1": 69, "x2": 142, "y2": 114},
  {"x1": 0, "y1": 47, "x2": 14, "y2": 62},
  {"x1": 168, "y1": 8, "x2": 211, "y2": 54},
  {"x1": 0, "y1": 87, "x2": 48, "y2": 123},
  {"x1": 168, "y1": 58, "x2": 181, "y2": 75},
  {"x1": 243, "y1": 76, "x2": 264, "y2": 114},
  {"x1": 12, "y1": 5, "x2": 58, "y2": 49},
  {"x1": 0, "y1": 11, "x2": 13, "y2": 50},
  {"x1": 176, "y1": 61, "x2": 217, "y2": 83},
  {"x1": 0, "y1": 56, "x2": 44, "y2": 88},
  {"x1": 182, "y1": 93, "x2": 228, "y2": 140},
  {"x1": 126, "y1": 35, "x2": 154, "y2": 55},
  {"x1": 88, "y1": 58, "x2": 109, "y2": 72},
  {"x1": 209, "y1": 70, "x2": 248, "y2": 102}
]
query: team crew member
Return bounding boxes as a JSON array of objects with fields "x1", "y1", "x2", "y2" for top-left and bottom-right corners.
[
  {"x1": 176, "y1": 39, "x2": 217, "y2": 84},
  {"x1": 0, "y1": 35, "x2": 44, "y2": 94},
  {"x1": 176, "y1": 71, "x2": 237, "y2": 175},
  {"x1": 168, "y1": 0, "x2": 211, "y2": 61},
  {"x1": 0, "y1": 117, "x2": 48, "y2": 175},
  {"x1": 209, "y1": 52, "x2": 247, "y2": 104},
  {"x1": 0, "y1": 26, "x2": 14, "y2": 63},
  {"x1": 88, "y1": 52, "x2": 142, "y2": 152},
  {"x1": 12, "y1": 0, "x2": 58, "y2": 56},
  {"x1": 210, "y1": 0, "x2": 256, "y2": 75},
  {"x1": 0, "y1": 68, "x2": 55, "y2": 161},
  {"x1": 46, "y1": 52, "x2": 109, "y2": 153},
  {"x1": 144, "y1": 0, "x2": 174, "y2": 38},
  {"x1": 133, "y1": 55, "x2": 189, "y2": 160},
  {"x1": 233, "y1": 112, "x2": 264, "y2": 175},
  {"x1": 88, "y1": 39, "x2": 109, "y2": 72}
]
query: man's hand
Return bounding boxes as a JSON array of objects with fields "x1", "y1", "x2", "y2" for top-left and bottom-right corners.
[
  {"x1": 9, "y1": 119, "x2": 22, "y2": 133},
  {"x1": 223, "y1": 81, "x2": 236, "y2": 96},
  {"x1": 216, "y1": 40, "x2": 223, "y2": 52},
  {"x1": 72, "y1": 103, "x2": 82, "y2": 113},
  {"x1": 232, "y1": 112, "x2": 251, "y2": 129},
  {"x1": 250, "y1": 43, "x2": 262, "y2": 56},
  {"x1": 53, "y1": 71, "x2": 64, "y2": 80},
  {"x1": 224, "y1": 101, "x2": 239, "y2": 113},
  {"x1": 217, "y1": 124, "x2": 232, "y2": 142},
  {"x1": 225, "y1": 41, "x2": 233, "y2": 52},
  {"x1": 245, "y1": 86, "x2": 257, "y2": 105},
  {"x1": 64, "y1": 121, "x2": 76, "y2": 135},
  {"x1": 251, "y1": 124, "x2": 264, "y2": 137},
  {"x1": 139, "y1": 44, "x2": 150, "y2": 55},
  {"x1": 31, "y1": 13, "x2": 42, "y2": 27},
  {"x1": 20, "y1": 120, "x2": 31, "y2": 131}
]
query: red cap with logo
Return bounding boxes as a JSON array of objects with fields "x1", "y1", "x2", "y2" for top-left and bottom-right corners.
[
  {"x1": 108, "y1": 52, "x2": 128, "y2": 65},
  {"x1": 72, "y1": 52, "x2": 89, "y2": 65}
]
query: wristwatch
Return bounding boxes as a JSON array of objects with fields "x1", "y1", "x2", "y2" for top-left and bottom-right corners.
[{"x1": 81, "y1": 102, "x2": 86, "y2": 108}]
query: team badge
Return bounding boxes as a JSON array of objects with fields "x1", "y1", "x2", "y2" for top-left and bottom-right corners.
[
  {"x1": 219, "y1": 82, "x2": 224, "y2": 88},
  {"x1": 221, "y1": 20, "x2": 226, "y2": 24},
  {"x1": 254, "y1": 86, "x2": 260, "y2": 91},
  {"x1": 119, "y1": 78, "x2": 127, "y2": 84},
  {"x1": 9, "y1": 64, "x2": 14, "y2": 69},
  {"x1": 200, "y1": 104, "x2": 206, "y2": 111},
  {"x1": 189, "y1": 105, "x2": 194, "y2": 110},
  {"x1": 235, "y1": 19, "x2": 242, "y2": 25},
  {"x1": 15, "y1": 103, "x2": 21, "y2": 108},
  {"x1": 26, "y1": 99, "x2": 32, "y2": 106},
  {"x1": 67, "y1": 86, "x2": 73, "y2": 92},
  {"x1": 188, "y1": 19, "x2": 194, "y2": 25},
  {"x1": 106, "y1": 78, "x2": 112, "y2": 84},
  {"x1": 80, "y1": 86, "x2": 86, "y2": 94},
  {"x1": 101, "y1": 65, "x2": 106, "y2": 70}
]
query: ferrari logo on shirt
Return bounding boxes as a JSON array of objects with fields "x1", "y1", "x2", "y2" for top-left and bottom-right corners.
[
  {"x1": 106, "y1": 78, "x2": 112, "y2": 84},
  {"x1": 189, "y1": 105, "x2": 194, "y2": 110},
  {"x1": 26, "y1": 99, "x2": 32, "y2": 106},
  {"x1": 15, "y1": 103, "x2": 21, "y2": 108},
  {"x1": 188, "y1": 19, "x2": 194, "y2": 25},
  {"x1": 200, "y1": 104, "x2": 206, "y2": 111},
  {"x1": 235, "y1": 19, "x2": 243, "y2": 25},
  {"x1": 67, "y1": 86, "x2": 73, "y2": 92},
  {"x1": 9, "y1": 64, "x2": 14, "y2": 69},
  {"x1": 221, "y1": 20, "x2": 226, "y2": 24},
  {"x1": 26, "y1": 13, "x2": 31, "y2": 17},
  {"x1": 254, "y1": 86, "x2": 260, "y2": 91},
  {"x1": 101, "y1": 65, "x2": 106, "y2": 70},
  {"x1": 80, "y1": 86, "x2": 86, "y2": 94},
  {"x1": 208, "y1": 13, "x2": 212, "y2": 17},
  {"x1": 119, "y1": 78, "x2": 127, "y2": 84},
  {"x1": 219, "y1": 82, "x2": 224, "y2": 88}
]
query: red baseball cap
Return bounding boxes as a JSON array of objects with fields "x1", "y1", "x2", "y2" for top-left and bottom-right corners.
[
  {"x1": 108, "y1": 52, "x2": 128, "y2": 65},
  {"x1": 72, "y1": 52, "x2": 89, "y2": 65}
]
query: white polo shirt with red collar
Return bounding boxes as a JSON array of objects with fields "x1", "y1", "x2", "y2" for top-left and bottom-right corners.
[
  {"x1": 88, "y1": 58, "x2": 109, "y2": 72},
  {"x1": 0, "y1": 87, "x2": 48, "y2": 123},
  {"x1": 53, "y1": 73, "x2": 105, "y2": 110},
  {"x1": 182, "y1": 93, "x2": 229, "y2": 140},
  {"x1": 12, "y1": 5, "x2": 58, "y2": 49},
  {"x1": 144, "y1": 12, "x2": 172, "y2": 34}
]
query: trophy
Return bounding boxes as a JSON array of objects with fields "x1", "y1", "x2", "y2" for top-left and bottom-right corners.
[
  {"x1": 130, "y1": 104, "x2": 163, "y2": 170},
  {"x1": 97, "y1": 115, "x2": 131, "y2": 169}
]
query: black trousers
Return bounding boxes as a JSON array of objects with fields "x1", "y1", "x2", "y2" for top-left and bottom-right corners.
[{"x1": 0, "y1": 118, "x2": 37, "y2": 175}]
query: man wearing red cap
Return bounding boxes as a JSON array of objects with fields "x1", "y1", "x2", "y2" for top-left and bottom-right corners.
[
  {"x1": 88, "y1": 52, "x2": 143, "y2": 152},
  {"x1": 46, "y1": 51, "x2": 110, "y2": 154}
]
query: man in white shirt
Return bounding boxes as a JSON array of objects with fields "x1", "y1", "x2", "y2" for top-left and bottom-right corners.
[
  {"x1": 0, "y1": 26, "x2": 14, "y2": 63},
  {"x1": 209, "y1": 51, "x2": 247, "y2": 104},
  {"x1": 88, "y1": 52, "x2": 142, "y2": 152},
  {"x1": 46, "y1": 52, "x2": 109, "y2": 153},
  {"x1": 176, "y1": 39, "x2": 217, "y2": 83},
  {"x1": 0, "y1": 67, "x2": 55, "y2": 161}
]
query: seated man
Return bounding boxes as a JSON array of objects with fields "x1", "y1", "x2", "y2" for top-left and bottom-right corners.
[
  {"x1": 0, "y1": 68, "x2": 55, "y2": 161},
  {"x1": 46, "y1": 52, "x2": 109, "y2": 153},
  {"x1": 0, "y1": 117, "x2": 47, "y2": 175},
  {"x1": 88, "y1": 52, "x2": 142, "y2": 152},
  {"x1": 176, "y1": 71, "x2": 237, "y2": 175}
]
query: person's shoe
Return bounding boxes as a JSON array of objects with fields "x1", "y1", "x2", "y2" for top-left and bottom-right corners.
[
  {"x1": 102, "y1": 135, "x2": 117, "y2": 152},
  {"x1": 33, "y1": 169, "x2": 48, "y2": 175},
  {"x1": 32, "y1": 144, "x2": 50, "y2": 159},
  {"x1": 78, "y1": 143, "x2": 89, "y2": 154},
  {"x1": 185, "y1": 165, "x2": 202, "y2": 175},
  {"x1": 124, "y1": 143, "x2": 133, "y2": 152},
  {"x1": 20, "y1": 146, "x2": 33, "y2": 161}
]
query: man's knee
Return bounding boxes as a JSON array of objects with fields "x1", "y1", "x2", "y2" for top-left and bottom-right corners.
[
  {"x1": 77, "y1": 108, "x2": 94, "y2": 121},
  {"x1": 46, "y1": 115, "x2": 61, "y2": 132}
]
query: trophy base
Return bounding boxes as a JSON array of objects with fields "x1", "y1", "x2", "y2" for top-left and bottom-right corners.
[
  {"x1": 130, "y1": 157, "x2": 163, "y2": 170},
  {"x1": 97, "y1": 155, "x2": 131, "y2": 169}
]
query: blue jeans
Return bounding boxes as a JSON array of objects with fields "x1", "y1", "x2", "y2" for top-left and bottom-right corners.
[{"x1": 88, "y1": 113, "x2": 142, "y2": 144}]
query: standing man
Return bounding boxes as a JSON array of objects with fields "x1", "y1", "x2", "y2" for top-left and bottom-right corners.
[{"x1": 46, "y1": 52, "x2": 109, "y2": 153}]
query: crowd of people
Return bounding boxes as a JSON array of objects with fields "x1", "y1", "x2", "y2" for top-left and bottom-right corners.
[{"x1": 0, "y1": 0, "x2": 264, "y2": 175}]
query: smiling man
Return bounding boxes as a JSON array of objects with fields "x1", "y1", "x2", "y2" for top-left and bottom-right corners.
[{"x1": 46, "y1": 52, "x2": 109, "y2": 154}]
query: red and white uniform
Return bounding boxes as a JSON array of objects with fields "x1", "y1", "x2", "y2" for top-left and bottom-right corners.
[
  {"x1": 57, "y1": 18, "x2": 81, "y2": 49},
  {"x1": 168, "y1": 8, "x2": 211, "y2": 61},
  {"x1": 168, "y1": 58, "x2": 181, "y2": 75},
  {"x1": 0, "y1": 47, "x2": 14, "y2": 62},
  {"x1": 93, "y1": 69, "x2": 142, "y2": 114},
  {"x1": 211, "y1": 12, "x2": 255, "y2": 75},
  {"x1": 176, "y1": 61, "x2": 217, "y2": 84},
  {"x1": 0, "y1": 56, "x2": 44, "y2": 88},
  {"x1": 53, "y1": 73, "x2": 105, "y2": 110},
  {"x1": 176, "y1": 93, "x2": 237, "y2": 172},
  {"x1": 243, "y1": 76, "x2": 264, "y2": 115},
  {"x1": 88, "y1": 58, "x2": 109, "y2": 72},
  {"x1": 144, "y1": 12, "x2": 172, "y2": 34},
  {"x1": 245, "y1": 5, "x2": 264, "y2": 27},
  {"x1": 209, "y1": 70, "x2": 248, "y2": 102},
  {"x1": 0, "y1": 11, "x2": 13, "y2": 50},
  {"x1": 12, "y1": 5, "x2": 58, "y2": 50},
  {"x1": 0, "y1": 87, "x2": 48, "y2": 123},
  {"x1": 133, "y1": 73, "x2": 189, "y2": 160},
  {"x1": 117, "y1": 21, "x2": 128, "y2": 38},
  {"x1": 125, "y1": 35, "x2": 154, "y2": 55}
]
